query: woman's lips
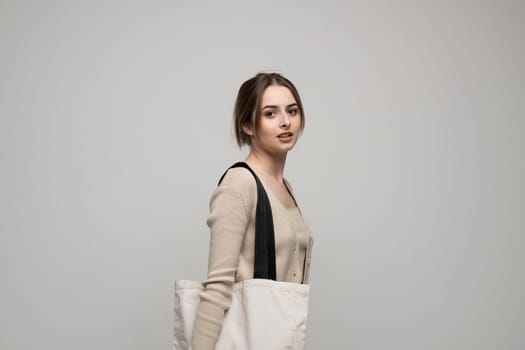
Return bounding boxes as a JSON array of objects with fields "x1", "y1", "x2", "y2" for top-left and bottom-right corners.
[{"x1": 277, "y1": 132, "x2": 293, "y2": 142}]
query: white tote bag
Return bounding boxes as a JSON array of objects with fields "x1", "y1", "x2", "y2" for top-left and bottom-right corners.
[
  {"x1": 173, "y1": 162, "x2": 311, "y2": 350},
  {"x1": 173, "y1": 279, "x2": 310, "y2": 350}
]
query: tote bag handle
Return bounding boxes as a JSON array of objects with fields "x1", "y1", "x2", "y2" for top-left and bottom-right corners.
[{"x1": 217, "y1": 162, "x2": 276, "y2": 280}]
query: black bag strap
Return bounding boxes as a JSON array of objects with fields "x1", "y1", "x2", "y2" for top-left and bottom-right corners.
[{"x1": 217, "y1": 161, "x2": 276, "y2": 280}]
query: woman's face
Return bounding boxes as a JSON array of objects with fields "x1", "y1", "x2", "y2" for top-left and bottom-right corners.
[{"x1": 243, "y1": 85, "x2": 302, "y2": 155}]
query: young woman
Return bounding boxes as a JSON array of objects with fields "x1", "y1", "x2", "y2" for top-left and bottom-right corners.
[{"x1": 191, "y1": 72, "x2": 314, "y2": 350}]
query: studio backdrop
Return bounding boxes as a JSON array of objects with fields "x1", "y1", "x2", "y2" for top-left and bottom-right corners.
[{"x1": 1, "y1": 1, "x2": 524, "y2": 349}]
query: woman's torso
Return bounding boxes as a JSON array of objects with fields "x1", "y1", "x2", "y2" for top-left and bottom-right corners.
[{"x1": 227, "y1": 167, "x2": 314, "y2": 284}]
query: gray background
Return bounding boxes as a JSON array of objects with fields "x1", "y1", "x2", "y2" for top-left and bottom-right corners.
[{"x1": 1, "y1": 0, "x2": 524, "y2": 349}]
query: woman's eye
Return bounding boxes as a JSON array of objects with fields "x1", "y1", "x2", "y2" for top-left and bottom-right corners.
[
  {"x1": 288, "y1": 108, "x2": 299, "y2": 116},
  {"x1": 264, "y1": 111, "x2": 276, "y2": 118}
]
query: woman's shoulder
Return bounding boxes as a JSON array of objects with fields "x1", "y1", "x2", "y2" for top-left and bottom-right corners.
[
  {"x1": 219, "y1": 166, "x2": 255, "y2": 187},
  {"x1": 215, "y1": 165, "x2": 258, "y2": 203}
]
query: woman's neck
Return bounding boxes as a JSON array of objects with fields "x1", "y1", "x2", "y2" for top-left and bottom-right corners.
[{"x1": 244, "y1": 149, "x2": 287, "y2": 183}]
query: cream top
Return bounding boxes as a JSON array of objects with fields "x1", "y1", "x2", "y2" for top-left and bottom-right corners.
[{"x1": 190, "y1": 167, "x2": 313, "y2": 350}]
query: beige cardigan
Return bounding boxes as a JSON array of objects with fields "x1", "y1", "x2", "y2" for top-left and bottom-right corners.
[{"x1": 190, "y1": 166, "x2": 313, "y2": 350}]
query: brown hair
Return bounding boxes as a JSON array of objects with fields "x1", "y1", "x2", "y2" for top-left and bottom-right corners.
[{"x1": 233, "y1": 72, "x2": 305, "y2": 148}]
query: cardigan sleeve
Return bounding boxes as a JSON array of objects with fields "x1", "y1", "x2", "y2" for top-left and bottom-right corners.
[{"x1": 190, "y1": 174, "x2": 251, "y2": 350}]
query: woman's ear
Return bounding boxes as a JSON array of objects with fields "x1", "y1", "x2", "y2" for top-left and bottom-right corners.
[{"x1": 242, "y1": 124, "x2": 254, "y2": 136}]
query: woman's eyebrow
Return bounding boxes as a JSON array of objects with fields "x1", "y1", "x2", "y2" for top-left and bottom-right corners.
[{"x1": 262, "y1": 103, "x2": 298, "y2": 109}]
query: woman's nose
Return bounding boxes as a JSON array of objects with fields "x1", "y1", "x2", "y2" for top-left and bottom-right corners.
[{"x1": 280, "y1": 114, "x2": 290, "y2": 128}]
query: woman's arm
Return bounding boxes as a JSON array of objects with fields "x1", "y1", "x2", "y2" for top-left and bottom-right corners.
[{"x1": 190, "y1": 177, "x2": 250, "y2": 350}]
